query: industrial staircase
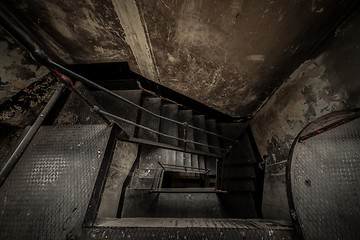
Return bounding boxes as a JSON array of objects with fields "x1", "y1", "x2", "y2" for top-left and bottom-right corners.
[
  {"x1": 54, "y1": 81, "x2": 260, "y2": 218},
  {"x1": 0, "y1": 74, "x2": 296, "y2": 240}
]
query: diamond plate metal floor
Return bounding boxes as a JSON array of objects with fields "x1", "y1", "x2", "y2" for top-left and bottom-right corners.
[
  {"x1": 0, "y1": 124, "x2": 112, "y2": 240},
  {"x1": 84, "y1": 218, "x2": 297, "y2": 240},
  {"x1": 289, "y1": 115, "x2": 360, "y2": 239},
  {"x1": 87, "y1": 218, "x2": 296, "y2": 240}
]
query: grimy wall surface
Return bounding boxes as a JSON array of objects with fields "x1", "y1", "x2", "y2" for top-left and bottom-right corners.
[
  {"x1": 0, "y1": 0, "x2": 355, "y2": 117},
  {"x1": 0, "y1": 28, "x2": 48, "y2": 104},
  {"x1": 251, "y1": 10, "x2": 360, "y2": 220}
]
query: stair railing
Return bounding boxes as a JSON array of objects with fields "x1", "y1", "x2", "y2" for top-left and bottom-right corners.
[
  {"x1": 44, "y1": 57, "x2": 238, "y2": 146},
  {"x1": 0, "y1": 15, "x2": 237, "y2": 157}
]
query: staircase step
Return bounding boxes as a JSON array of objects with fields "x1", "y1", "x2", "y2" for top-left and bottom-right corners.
[
  {"x1": 192, "y1": 115, "x2": 209, "y2": 152},
  {"x1": 159, "y1": 104, "x2": 179, "y2": 166},
  {"x1": 192, "y1": 115, "x2": 208, "y2": 169},
  {"x1": 137, "y1": 97, "x2": 162, "y2": 141},
  {"x1": 130, "y1": 177, "x2": 156, "y2": 189},
  {"x1": 198, "y1": 156, "x2": 205, "y2": 170},
  {"x1": 159, "y1": 104, "x2": 179, "y2": 145},
  {"x1": 190, "y1": 154, "x2": 199, "y2": 169},
  {"x1": 175, "y1": 151, "x2": 184, "y2": 166},
  {"x1": 205, "y1": 119, "x2": 222, "y2": 155},
  {"x1": 138, "y1": 146, "x2": 164, "y2": 170},
  {"x1": 91, "y1": 90, "x2": 142, "y2": 136},
  {"x1": 178, "y1": 110, "x2": 195, "y2": 167},
  {"x1": 130, "y1": 169, "x2": 157, "y2": 189}
]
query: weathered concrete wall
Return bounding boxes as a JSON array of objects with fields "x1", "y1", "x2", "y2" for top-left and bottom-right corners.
[
  {"x1": 0, "y1": 0, "x2": 355, "y2": 117},
  {"x1": 250, "y1": 11, "x2": 360, "y2": 220},
  {"x1": 0, "y1": 28, "x2": 48, "y2": 104},
  {"x1": 137, "y1": 0, "x2": 354, "y2": 117}
]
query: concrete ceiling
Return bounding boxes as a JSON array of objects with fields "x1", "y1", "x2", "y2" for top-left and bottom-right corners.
[{"x1": 0, "y1": 0, "x2": 356, "y2": 118}]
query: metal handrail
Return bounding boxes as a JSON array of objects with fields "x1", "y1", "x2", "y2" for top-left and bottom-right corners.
[
  {"x1": 95, "y1": 108, "x2": 227, "y2": 152},
  {"x1": 158, "y1": 162, "x2": 210, "y2": 174},
  {"x1": 48, "y1": 62, "x2": 238, "y2": 144}
]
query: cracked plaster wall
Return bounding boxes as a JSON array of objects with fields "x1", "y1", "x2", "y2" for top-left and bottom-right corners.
[{"x1": 251, "y1": 11, "x2": 360, "y2": 220}]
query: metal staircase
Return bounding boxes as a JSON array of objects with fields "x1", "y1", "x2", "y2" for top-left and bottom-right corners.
[
  {"x1": 50, "y1": 80, "x2": 260, "y2": 220},
  {"x1": 0, "y1": 12, "x2": 295, "y2": 239},
  {"x1": 0, "y1": 75, "x2": 295, "y2": 239}
]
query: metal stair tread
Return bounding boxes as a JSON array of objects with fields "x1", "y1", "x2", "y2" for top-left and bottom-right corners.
[
  {"x1": 205, "y1": 119, "x2": 222, "y2": 155},
  {"x1": 159, "y1": 104, "x2": 179, "y2": 166},
  {"x1": 192, "y1": 115, "x2": 209, "y2": 152},
  {"x1": 137, "y1": 97, "x2": 162, "y2": 141},
  {"x1": 192, "y1": 115, "x2": 208, "y2": 169},
  {"x1": 159, "y1": 104, "x2": 179, "y2": 146},
  {"x1": 90, "y1": 89, "x2": 142, "y2": 136}
]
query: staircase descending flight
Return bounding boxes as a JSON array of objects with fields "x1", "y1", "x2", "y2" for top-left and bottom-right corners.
[{"x1": 0, "y1": 76, "x2": 296, "y2": 240}]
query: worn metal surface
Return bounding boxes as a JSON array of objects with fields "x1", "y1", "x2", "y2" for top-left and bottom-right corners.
[
  {"x1": 289, "y1": 116, "x2": 360, "y2": 240},
  {"x1": 0, "y1": 84, "x2": 64, "y2": 187},
  {"x1": 0, "y1": 1, "x2": 356, "y2": 117},
  {"x1": 0, "y1": 124, "x2": 111, "y2": 240},
  {"x1": 251, "y1": 11, "x2": 360, "y2": 220},
  {"x1": 86, "y1": 218, "x2": 296, "y2": 240}
]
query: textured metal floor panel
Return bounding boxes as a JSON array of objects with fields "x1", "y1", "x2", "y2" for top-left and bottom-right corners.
[
  {"x1": 289, "y1": 117, "x2": 360, "y2": 239},
  {"x1": 85, "y1": 218, "x2": 296, "y2": 240},
  {"x1": 0, "y1": 124, "x2": 112, "y2": 240}
]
